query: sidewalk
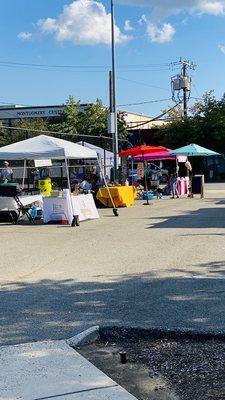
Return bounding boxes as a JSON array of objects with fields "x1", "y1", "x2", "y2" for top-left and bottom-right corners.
[{"x1": 0, "y1": 340, "x2": 137, "y2": 400}]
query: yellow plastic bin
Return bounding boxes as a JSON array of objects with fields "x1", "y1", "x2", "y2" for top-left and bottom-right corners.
[{"x1": 38, "y1": 178, "x2": 52, "y2": 197}]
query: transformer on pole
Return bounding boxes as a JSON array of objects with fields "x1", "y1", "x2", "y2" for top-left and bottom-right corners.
[{"x1": 171, "y1": 58, "x2": 196, "y2": 117}]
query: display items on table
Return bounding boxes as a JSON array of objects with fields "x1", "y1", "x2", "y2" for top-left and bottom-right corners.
[
  {"x1": 142, "y1": 191, "x2": 154, "y2": 201},
  {"x1": 135, "y1": 184, "x2": 146, "y2": 200}
]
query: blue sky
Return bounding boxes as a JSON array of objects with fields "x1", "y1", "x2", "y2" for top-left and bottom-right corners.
[{"x1": 1, "y1": 0, "x2": 225, "y2": 116}]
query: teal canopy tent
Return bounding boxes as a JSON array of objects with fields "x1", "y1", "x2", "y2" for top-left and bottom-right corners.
[{"x1": 171, "y1": 143, "x2": 220, "y2": 156}]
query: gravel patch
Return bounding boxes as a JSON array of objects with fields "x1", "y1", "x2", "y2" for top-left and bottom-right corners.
[{"x1": 79, "y1": 327, "x2": 225, "y2": 400}]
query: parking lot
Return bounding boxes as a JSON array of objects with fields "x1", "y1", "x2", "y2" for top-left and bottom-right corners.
[{"x1": 1, "y1": 183, "x2": 225, "y2": 345}]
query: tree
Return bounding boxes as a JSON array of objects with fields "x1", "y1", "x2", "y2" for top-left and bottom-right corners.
[
  {"x1": 78, "y1": 99, "x2": 108, "y2": 137},
  {"x1": 1, "y1": 118, "x2": 49, "y2": 145},
  {"x1": 50, "y1": 96, "x2": 81, "y2": 140},
  {"x1": 157, "y1": 92, "x2": 225, "y2": 153},
  {"x1": 0, "y1": 121, "x2": 9, "y2": 146},
  {"x1": 0, "y1": 96, "x2": 128, "y2": 148},
  {"x1": 51, "y1": 96, "x2": 128, "y2": 149}
]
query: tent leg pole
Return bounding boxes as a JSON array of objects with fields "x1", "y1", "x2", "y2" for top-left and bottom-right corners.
[
  {"x1": 65, "y1": 157, "x2": 78, "y2": 226},
  {"x1": 98, "y1": 161, "x2": 119, "y2": 216},
  {"x1": 65, "y1": 158, "x2": 71, "y2": 192},
  {"x1": 22, "y1": 159, "x2": 26, "y2": 190},
  {"x1": 143, "y1": 160, "x2": 150, "y2": 205},
  {"x1": 131, "y1": 158, "x2": 134, "y2": 185}
]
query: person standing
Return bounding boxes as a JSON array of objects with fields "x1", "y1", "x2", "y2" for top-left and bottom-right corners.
[
  {"x1": 1, "y1": 161, "x2": 13, "y2": 182},
  {"x1": 32, "y1": 168, "x2": 40, "y2": 188},
  {"x1": 170, "y1": 171, "x2": 179, "y2": 199}
]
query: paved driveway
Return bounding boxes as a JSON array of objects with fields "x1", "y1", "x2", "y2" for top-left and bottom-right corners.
[{"x1": 1, "y1": 183, "x2": 225, "y2": 345}]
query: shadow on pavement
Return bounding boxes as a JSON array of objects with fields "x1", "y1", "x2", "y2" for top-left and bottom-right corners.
[
  {"x1": 169, "y1": 260, "x2": 225, "y2": 277},
  {"x1": 1, "y1": 272, "x2": 225, "y2": 346},
  {"x1": 147, "y1": 207, "x2": 225, "y2": 229}
]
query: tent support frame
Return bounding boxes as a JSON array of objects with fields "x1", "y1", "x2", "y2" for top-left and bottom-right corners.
[
  {"x1": 22, "y1": 160, "x2": 26, "y2": 189},
  {"x1": 98, "y1": 161, "x2": 119, "y2": 216}
]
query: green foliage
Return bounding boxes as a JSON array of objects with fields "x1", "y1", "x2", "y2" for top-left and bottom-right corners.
[
  {"x1": 117, "y1": 112, "x2": 128, "y2": 141},
  {"x1": 157, "y1": 92, "x2": 225, "y2": 152},
  {"x1": 0, "y1": 121, "x2": 8, "y2": 146},
  {"x1": 51, "y1": 96, "x2": 128, "y2": 144},
  {"x1": 0, "y1": 118, "x2": 49, "y2": 146},
  {"x1": 50, "y1": 96, "x2": 81, "y2": 140},
  {"x1": 78, "y1": 99, "x2": 108, "y2": 136},
  {"x1": 0, "y1": 96, "x2": 128, "y2": 148}
]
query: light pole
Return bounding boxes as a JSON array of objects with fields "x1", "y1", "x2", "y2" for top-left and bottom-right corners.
[{"x1": 110, "y1": 0, "x2": 118, "y2": 180}]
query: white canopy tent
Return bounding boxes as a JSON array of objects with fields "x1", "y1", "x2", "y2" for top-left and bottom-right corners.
[
  {"x1": 0, "y1": 135, "x2": 97, "y2": 160},
  {"x1": 77, "y1": 141, "x2": 114, "y2": 178},
  {"x1": 0, "y1": 135, "x2": 118, "y2": 216}
]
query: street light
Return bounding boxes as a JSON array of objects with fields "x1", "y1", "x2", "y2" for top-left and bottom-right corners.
[{"x1": 110, "y1": 0, "x2": 118, "y2": 180}]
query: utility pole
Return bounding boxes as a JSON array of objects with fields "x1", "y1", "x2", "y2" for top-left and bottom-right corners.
[
  {"x1": 182, "y1": 61, "x2": 188, "y2": 117},
  {"x1": 171, "y1": 58, "x2": 196, "y2": 117},
  {"x1": 110, "y1": 0, "x2": 118, "y2": 180}
]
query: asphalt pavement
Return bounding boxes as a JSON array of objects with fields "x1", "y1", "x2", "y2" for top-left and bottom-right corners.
[{"x1": 1, "y1": 183, "x2": 225, "y2": 345}]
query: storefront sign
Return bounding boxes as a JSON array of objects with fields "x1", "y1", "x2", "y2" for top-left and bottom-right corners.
[{"x1": 0, "y1": 104, "x2": 88, "y2": 120}]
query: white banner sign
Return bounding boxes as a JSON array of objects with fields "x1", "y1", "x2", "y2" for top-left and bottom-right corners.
[
  {"x1": 43, "y1": 193, "x2": 99, "y2": 224},
  {"x1": 34, "y1": 159, "x2": 52, "y2": 167},
  {"x1": 43, "y1": 196, "x2": 73, "y2": 224},
  {"x1": 71, "y1": 193, "x2": 99, "y2": 222}
]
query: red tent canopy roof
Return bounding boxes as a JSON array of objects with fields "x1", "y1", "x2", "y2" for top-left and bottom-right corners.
[{"x1": 118, "y1": 145, "x2": 168, "y2": 157}]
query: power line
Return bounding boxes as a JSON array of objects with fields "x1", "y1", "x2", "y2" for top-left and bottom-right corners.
[
  {"x1": 0, "y1": 60, "x2": 172, "y2": 69},
  {"x1": 126, "y1": 102, "x2": 182, "y2": 129},
  {"x1": 0, "y1": 60, "x2": 174, "y2": 74},
  {"x1": 118, "y1": 98, "x2": 172, "y2": 107},
  {"x1": 0, "y1": 125, "x2": 119, "y2": 140},
  {"x1": 0, "y1": 64, "x2": 173, "y2": 74},
  {"x1": 118, "y1": 76, "x2": 170, "y2": 92}
]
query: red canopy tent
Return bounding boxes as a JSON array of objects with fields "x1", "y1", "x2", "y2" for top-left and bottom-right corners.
[
  {"x1": 133, "y1": 148, "x2": 175, "y2": 161},
  {"x1": 118, "y1": 145, "x2": 169, "y2": 158},
  {"x1": 118, "y1": 145, "x2": 170, "y2": 205}
]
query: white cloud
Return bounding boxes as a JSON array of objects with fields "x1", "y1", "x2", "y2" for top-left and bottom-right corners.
[
  {"x1": 17, "y1": 32, "x2": 32, "y2": 41},
  {"x1": 146, "y1": 22, "x2": 175, "y2": 43},
  {"x1": 124, "y1": 19, "x2": 133, "y2": 31},
  {"x1": 138, "y1": 14, "x2": 147, "y2": 25},
  {"x1": 199, "y1": 1, "x2": 225, "y2": 15},
  {"x1": 117, "y1": 0, "x2": 225, "y2": 19},
  {"x1": 38, "y1": 18, "x2": 57, "y2": 34},
  {"x1": 219, "y1": 44, "x2": 225, "y2": 54},
  {"x1": 37, "y1": 0, "x2": 129, "y2": 45}
]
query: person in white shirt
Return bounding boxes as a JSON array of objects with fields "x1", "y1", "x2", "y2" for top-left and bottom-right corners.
[
  {"x1": 80, "y1": 175, "x2": 92, "y2": 193},
  {"x1": 1, "y1": 161, "x2": 13, "y2": 182}
]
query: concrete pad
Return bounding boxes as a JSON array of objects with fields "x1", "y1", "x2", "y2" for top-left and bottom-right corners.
[{"x1": 0, "y1": 340, "x2": 137, "y2": 400}]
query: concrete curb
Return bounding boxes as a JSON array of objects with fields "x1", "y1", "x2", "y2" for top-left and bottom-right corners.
[
  {"x1": 66, "y1": 324, "x2": 225, "y2": 350},
  {"x1": 66, "y1": 325, "x2": 100, "y2": 348},
  {"x1": 99, "y1": 325, "x2": 225, "y2": 341}
]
